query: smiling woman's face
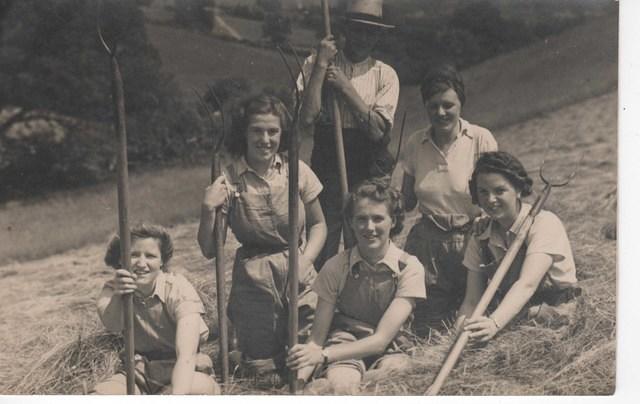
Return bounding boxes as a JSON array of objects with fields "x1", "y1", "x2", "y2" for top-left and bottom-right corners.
[
  {"x1": 245, "y1": 113, "x2": 282, "y2": 168},
  {"x1": 475, "y1": 172, "x2": 521, "y2": 226},
  {"x1": 350, "y1": 197, "x2": 394, "y2": 256},
  {"x1": 130, "y1": 237, "x2": 163, "y2": 295},
  {"x1": 425, "y1": 87, "x2": 462, "y2": 137}
]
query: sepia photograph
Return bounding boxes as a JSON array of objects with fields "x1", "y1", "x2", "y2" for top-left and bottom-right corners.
[{"x1": 0, "y1": 0, "x2": 622, "y2": 397}]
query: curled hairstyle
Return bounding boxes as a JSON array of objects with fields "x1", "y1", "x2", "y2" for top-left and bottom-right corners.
[
  {"x1": 469, "y1": 151, "x2": 534, "y2": 205},
  {"x1": 226, "y1": 93, "x2": 292, "y2": 157},
  {"x1": 104, "y1": 224, "x2": 174, "y2": 271},
  {"x1": 420, "y1": 63, "x2": 466, "y2": 107},
  {"x1": 343, "y1": 178, "x2": 405, "y2": 237}
]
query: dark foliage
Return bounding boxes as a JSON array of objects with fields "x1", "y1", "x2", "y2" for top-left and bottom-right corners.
[{"x1": 0, "y1": 0, "x2": 206, "y2": 201}]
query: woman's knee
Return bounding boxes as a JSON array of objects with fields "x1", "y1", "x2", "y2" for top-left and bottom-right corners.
[
  {"x1": 326, "y1": 366, "x2": 362, "y2": 394},
  {"x1": 374, "y1": 354, "x2": 412, "y2": 372},
  {"x1": 189, "y1": 372, "x2": 221, "y2": 395},
  {"x1": 93, "y1": 373, "x2": 139, "y2": 395}
]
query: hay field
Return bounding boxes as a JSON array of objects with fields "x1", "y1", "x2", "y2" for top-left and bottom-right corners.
[
  {"x1": 0, "y1": 88, "x2": 616, "y2": 395},
  {"x1": 0, "y1": 10, "x2": 617, "y2": 396}
]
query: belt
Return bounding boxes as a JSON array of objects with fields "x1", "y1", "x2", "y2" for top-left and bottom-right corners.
[
  {"x1": 421, "y1": 213, "x2": 472, "y2": 233},
  {"x1": 240, "y1": 244, "x2": 289, "y2": 258}
]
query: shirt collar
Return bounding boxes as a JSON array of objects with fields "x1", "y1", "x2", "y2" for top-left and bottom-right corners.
[
  {"x1": 235, "y1": 153, "x2": 283, "y2": 176},
  {"x1": 349, "y1": 241, "x2": 403, "y2": 276},
  {"x1": 421, "y1": 118, "x2": 473, "y2": 144},
  {"x1": 150, "y1": 271, "x2": 168, "y2": 303},
  {"x1": 479, "y1": 203, "x2": 532, "y2": 247}
]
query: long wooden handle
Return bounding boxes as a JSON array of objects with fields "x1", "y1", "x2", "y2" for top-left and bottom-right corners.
[
  {"x1": 110, "y1": 51, "x2": 135, "y2": 395},
  {"x1": 322, "y1": 0, "x2": 349, "y2": 199},
  {"x1": 426, "y1": 185, "x2": 552, "y2": 395},
  {"x1": 211, "y1": 154, "x2": 229, "y2": 386},
  {"x1": 288, "y1": 111, "x2": 301, "y2": 394}
]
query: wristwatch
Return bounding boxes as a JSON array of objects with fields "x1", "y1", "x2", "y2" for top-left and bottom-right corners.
[{"x1": 321, "y1": 348, "x2": 330, "y2": 366}]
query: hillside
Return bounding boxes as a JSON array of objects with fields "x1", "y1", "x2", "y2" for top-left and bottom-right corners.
[
  {"x1": 390, "y1": 11, "x2": 618, "y2": 145},
  {"x1": 144, "y1": 23, "x2": 304, "y2": 99},
  {"x1": 0, "y1": 9, "x2": 618, "y2": 395}
]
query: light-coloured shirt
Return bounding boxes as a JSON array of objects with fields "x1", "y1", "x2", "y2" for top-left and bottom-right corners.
[
  {"x1": 296, "y1": 50, "x2": 400, "y2": 132},
  {"x1": 313, "y1": 242, "x2": 427, "y2": 306},
  {"x1": 463, "y1": 203, "x2": 578, "y2": 289},
  {"x1": 399, "y1": 119, "x2": 498, "y2": 218},
  {"x1": 221, "y1": 153, "x2": 323, "y2": 247},
  {"x1": 98, "y1": 271, "x2": 209, "y2": 356}
]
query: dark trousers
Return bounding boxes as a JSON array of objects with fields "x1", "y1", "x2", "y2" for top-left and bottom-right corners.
[{"x1": 312, "y1": 125, "x2": 394, "y2": 270}]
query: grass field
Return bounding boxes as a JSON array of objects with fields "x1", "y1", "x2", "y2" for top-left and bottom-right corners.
[
  {"x1": 0, "y1": 10, "x2": 618, "y2": 395},
  {"x1": 144, "y1": 23, "x2": 307, "y2": 101}
]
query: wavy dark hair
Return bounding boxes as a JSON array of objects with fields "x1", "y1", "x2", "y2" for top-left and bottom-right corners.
[
  {"x1": 343, "y1": 178, "x2": 405, "y2": 237},
  {"x1": 104, "y1": 224, "x2": 174, "y2": 271},
  {"x1": 420, "y1": 63, "x2": 466, "y2": 107},
  {"x1": 225, "y1": 93, "x2": 292, "y2": 158},
  {"x1": 469, "y1": 151, "x2": 534, "y2": 205}
]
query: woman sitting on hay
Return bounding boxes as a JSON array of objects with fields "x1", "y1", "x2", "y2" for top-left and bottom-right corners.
[
  {"x1": 286, "y1": 179, "x2": 426, "y2": 394},
  {"x1": 93, "y1": 224, "x2": 220, "y2": 395},
  {"x1": 455, "y1": 152, "x2": 581, "y2": 342}
]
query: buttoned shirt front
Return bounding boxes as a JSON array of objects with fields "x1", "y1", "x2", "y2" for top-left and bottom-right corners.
[
  {"x1": 399, "y1": 119, "x2": 498, "y2": 218},
  {"x1": 221, "y1": 153, "x2": 323, "y2": 248}
]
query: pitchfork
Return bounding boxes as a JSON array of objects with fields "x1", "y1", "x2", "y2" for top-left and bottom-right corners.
[
  {"x1": 425, "y1": 147, "x2": 582, "y2": 396},
  {"x1": 194, "y1": 87, "x2": 230, "y2": 388},
  {"x1": 97, "y1": 1, "x2": 135, "y2": 395}
]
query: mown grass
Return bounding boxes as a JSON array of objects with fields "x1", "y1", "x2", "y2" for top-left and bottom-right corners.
[
  {"x1": 0, "y1": 12, "x2": 618, "y2": 396},
  {"x1": 0, "y1": 90, "x2": 617, "y2": 395}
]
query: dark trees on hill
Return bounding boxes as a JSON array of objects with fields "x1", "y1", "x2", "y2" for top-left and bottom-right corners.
[{"x1": 0, "y1": 0, "x2": 205, "y2": 201}]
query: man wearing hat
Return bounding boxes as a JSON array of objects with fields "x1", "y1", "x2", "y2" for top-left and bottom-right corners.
[{"x1": 297, "y1": 0, "x2": 400, "y2": 269}]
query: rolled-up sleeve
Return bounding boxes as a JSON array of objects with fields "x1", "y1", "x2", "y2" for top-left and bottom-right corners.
[{"x1": 372, "y1": 64, "x2": 400, "y2": 130}]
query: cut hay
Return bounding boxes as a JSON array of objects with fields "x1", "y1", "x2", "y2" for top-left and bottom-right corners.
[{"x1": 6, "y1": 331, "x2": 123, "y2": 395}]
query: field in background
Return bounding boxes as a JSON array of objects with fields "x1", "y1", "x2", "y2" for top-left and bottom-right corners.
[
  {"x1": 144, "y1": 23, "x2": 306, "y2": 101},
  {"x1": 0, "y1": 8, "x2": 618, "y2": 395}
]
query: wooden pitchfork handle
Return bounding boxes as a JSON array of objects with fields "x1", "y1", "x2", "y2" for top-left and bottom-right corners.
[
  {"x1": 276, "y1": 44, "x2": 303, "y2": 394},
  {"x1": 97, "y1": 10, "x2": 135, "y2": 395},
  {"x1": 322, "y1": 0, "x2": 349, "y2": 200},
  {"x1": 211, "y1": 154, "x2": 230, "y2": 386}
]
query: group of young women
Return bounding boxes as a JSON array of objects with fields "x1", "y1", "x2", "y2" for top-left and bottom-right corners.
[{"x1": 93, "y1": 0, "x2": 579, "y2": 395}]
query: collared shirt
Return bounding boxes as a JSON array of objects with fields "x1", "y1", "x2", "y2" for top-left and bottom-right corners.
[
  {"x1": 313, "y1": 242, "x2": 426, "y2": 306},
  {"x1": 221, "y1": 152, "x2": 323, "y2": 247},
  {"x1": 463, "y1": 203, "x2": 578, "y2": 289},
  {"x1": 399, "y1": 118, "x2": 498, "y2": 218},
  {"x1": 98, "y1": 272, "x2": 209, "y2": 356},
  {"x1": 296, "y1": 50, "x2": 400, "y2": 131}
]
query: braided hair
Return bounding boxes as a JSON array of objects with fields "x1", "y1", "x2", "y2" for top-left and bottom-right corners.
[
  {"x1": 469, "y1": 151, "x2": 533, "y2": 205},
  {"x1": 343, "y1": 178, "x2": 405, "y2": 237},
  {"x1": 104, "y1": 224, "x2": 174, "y2": 271}
]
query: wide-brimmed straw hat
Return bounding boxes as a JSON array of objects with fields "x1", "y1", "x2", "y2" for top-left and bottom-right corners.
[{"x1": 345, "y1": 0, "x2": 394, "y2": 29}]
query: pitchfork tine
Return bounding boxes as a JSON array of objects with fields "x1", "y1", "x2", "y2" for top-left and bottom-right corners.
[{"x1": 276, "y1": 45, "x2": 301, "y2": 115}]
